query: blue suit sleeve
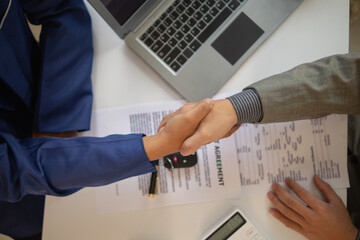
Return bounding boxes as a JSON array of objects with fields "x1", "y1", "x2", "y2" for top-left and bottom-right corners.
[
  {"x1": 0, "y1": 132, "x2": 155, "y2": 202},
  {"x1": 19, "y1": 0, "x2": 93, "y2": 132}
]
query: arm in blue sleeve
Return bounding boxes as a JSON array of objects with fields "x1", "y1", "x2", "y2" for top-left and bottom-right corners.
[
  {"x1": 19, "y1": 0, "x2": 93, "y2": 132},
  {"x1": 0, "y1": 132, "x2": 155, "y2": 202}
]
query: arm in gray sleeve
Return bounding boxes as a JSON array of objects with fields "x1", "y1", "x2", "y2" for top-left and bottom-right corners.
[
  {"x1": 227, "y1": 89, "x2": 263, "y2": 124},
  {"x1": 247, "y1": 51, "x2": 360, "y2": 124}
]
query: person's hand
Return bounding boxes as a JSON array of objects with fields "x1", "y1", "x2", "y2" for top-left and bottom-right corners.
[
  {"x1": 143, "y1": 98, "x2": 213, "y2": 160},
  {"x1": 32, "y1": 131, "x2": 78, "y2": 138},
  {"x1": 158, "y1": 99, "x2": 239, "y2": 156},
  {"x1": 267, "y1": 176, "x2": 357, "y2": 240}
]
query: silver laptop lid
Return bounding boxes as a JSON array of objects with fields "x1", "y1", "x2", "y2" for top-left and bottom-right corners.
[{"x1": 87, "y1": 0, "x2": 162, "y2": 38}]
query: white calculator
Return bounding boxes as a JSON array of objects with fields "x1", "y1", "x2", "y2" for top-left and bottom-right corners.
[{"x1": 201, "y1": 208, "x2": 265, "y2": 240}]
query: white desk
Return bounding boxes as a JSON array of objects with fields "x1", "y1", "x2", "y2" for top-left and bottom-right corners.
[{"x1": 42, "y1": 0, "x2": 349, "y2": 239}]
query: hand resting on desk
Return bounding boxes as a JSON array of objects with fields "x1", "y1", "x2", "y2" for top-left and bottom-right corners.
[{"x1": 267, "y1": 176, "x2": 357, "y2": 240}]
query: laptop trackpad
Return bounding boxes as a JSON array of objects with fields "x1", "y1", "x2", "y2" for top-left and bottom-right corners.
[{"x1": 212, "y1": 13, "x2": 264, "y2": 66}]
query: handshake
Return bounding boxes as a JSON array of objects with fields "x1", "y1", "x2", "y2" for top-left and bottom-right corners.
[{"x1": 143, "y1": 98, "x2": 241, "y2": 161}]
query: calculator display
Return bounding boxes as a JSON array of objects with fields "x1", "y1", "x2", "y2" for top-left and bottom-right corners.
[{"x1": 206, "y1": 212, "x2": 246, "y2": 240}]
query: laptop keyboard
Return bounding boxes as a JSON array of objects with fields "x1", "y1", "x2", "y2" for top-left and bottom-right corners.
[{"x1": 139, "y1": 0, "x2": 246, "y2": 72}]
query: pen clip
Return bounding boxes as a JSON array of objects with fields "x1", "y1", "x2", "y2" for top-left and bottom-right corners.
[{"x1": 165, "y1": 157, "x2": 175, "y2": 172}]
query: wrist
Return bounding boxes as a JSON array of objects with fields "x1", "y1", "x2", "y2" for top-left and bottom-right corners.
[
  {"x1": 32, "y1": 131, "x2": 78, "y2": 138},
  {"x1": 222, "y1": 99, "x2": 239, "y2": 126},
  {"x1": 143, "y1": 134, "x2": 172, "y2": 161}
]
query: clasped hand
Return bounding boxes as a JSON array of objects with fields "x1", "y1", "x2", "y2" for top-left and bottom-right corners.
[{"x1": 157, "y1": 98, "x2": 240, "y2": 156}]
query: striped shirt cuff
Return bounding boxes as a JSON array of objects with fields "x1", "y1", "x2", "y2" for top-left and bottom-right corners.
[{"x1": 227, "y1": 89, "x2": 263, "y2": 124}]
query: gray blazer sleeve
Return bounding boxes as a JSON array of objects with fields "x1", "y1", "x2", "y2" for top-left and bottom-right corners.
[{"x1": 247, "y1": 51, "x2": 360, "y2": 124}]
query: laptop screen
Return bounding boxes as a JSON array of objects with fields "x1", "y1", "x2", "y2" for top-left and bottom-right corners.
[{"x1": 100, "y1": 0, "x2": 146, "y2": 26}]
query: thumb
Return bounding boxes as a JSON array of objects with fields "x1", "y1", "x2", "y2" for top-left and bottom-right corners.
[
  {"x1": 180, "y1": 130, "x2": 210, "y2": 156},
  {"x1": 314, "y1": 175, "x2": 339, "y2": 203},
  {"x1": 178, "y1": 99, "x2": 213, "y2": 156},
  {"x1": 186, "y1": 98, "x2": 213, "y2": 123}
]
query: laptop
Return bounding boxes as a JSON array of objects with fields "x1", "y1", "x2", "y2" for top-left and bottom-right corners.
[{"x1": 88, "y1": 0, "x2": 303, "y2": 101}]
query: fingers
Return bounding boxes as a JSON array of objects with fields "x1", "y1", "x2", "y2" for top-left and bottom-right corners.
[
  {"x1": 223, "y1": 124, "x2": 241, "y2": 138},
  {"x1": 157, "y1": 112, "x2": 174, "y2": 132},
  {"x1": 313, "y1": 175, "x2": 340, "y2": 203},
  {"x1": 268, "y1": 208, "x2": 305, "y2": 236},
  {"x1": 268, "y1": 183, "x2": 309, "y2": 223},
  {"x1": 180, "y1": 120, "x2": 240, "y2": 156},
  {"x1": 285, "y1": 178, "x2": 321, "y2": 209},
  {"x1": 157, "y1": 102, "x2": 198, "y2": 133},
  {"x1": 176, "y1": 100, "x2": 213, "y2": 156}
]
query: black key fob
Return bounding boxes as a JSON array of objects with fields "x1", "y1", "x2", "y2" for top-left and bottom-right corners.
[{"x1": 163, "y1": 152, "x2": 198, "y2": 170}]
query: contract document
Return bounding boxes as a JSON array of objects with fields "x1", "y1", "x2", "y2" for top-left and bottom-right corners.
[{"x1": 88, "y1": 99, "x2": 349, "y2": 214}]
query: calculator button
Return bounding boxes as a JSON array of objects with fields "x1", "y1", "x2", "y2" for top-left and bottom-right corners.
[
  {"x1": 246, "y1": 228, "x2": 255, "y2": 238},
  {"x1": 251, "y1": 234, "x2": 261, "y2": 240}
]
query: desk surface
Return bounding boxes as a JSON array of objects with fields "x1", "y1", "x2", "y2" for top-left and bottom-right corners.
[{"x1": 42, "y1": 0, "x2": 349, "y2": 239}]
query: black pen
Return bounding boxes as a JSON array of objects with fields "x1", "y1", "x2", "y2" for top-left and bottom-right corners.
[{"x1": 149, "y1": 160, "x2": 159, "y2": 197}]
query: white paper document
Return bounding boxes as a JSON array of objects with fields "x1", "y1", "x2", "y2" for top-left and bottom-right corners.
[
  {"x1": 234, "y1": 116, "x2": 349, "y2": 195},
  {"x1": 88, "y1": 99, "x2": 349, "y2": 214}
]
